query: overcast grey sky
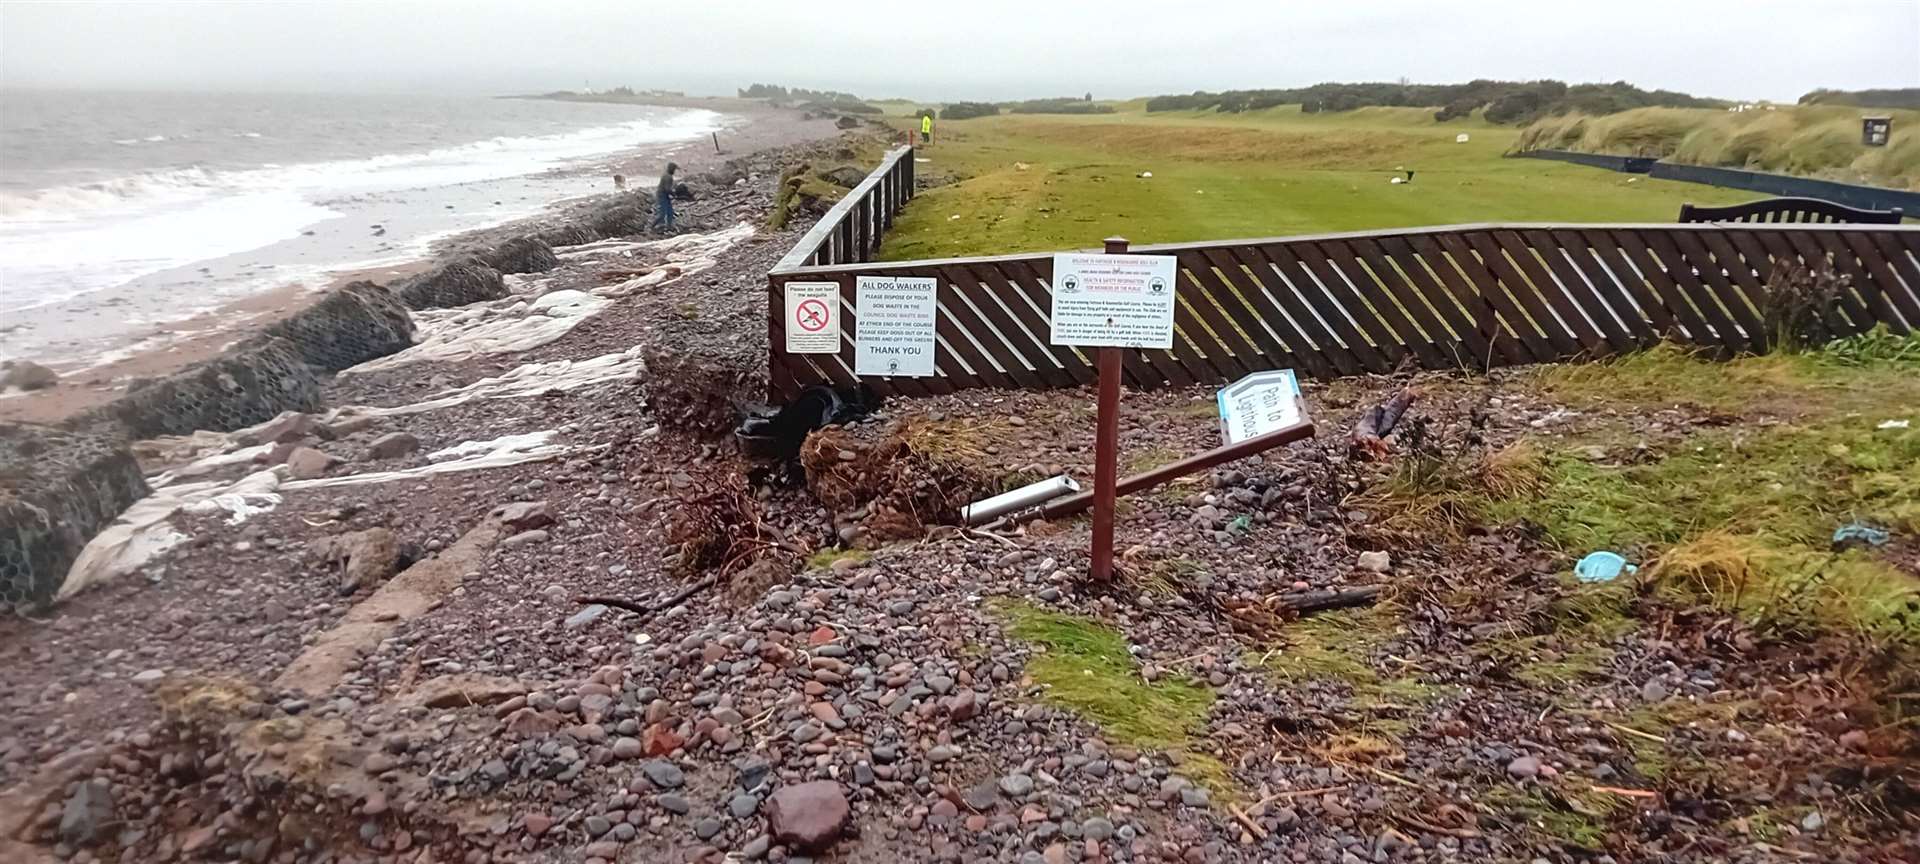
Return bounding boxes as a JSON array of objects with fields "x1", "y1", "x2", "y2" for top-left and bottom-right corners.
[{"x1": 1, "y1": 0, "x2": 1915, "y2": 102}]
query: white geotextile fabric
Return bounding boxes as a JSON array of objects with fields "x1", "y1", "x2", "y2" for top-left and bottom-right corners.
[
  {"x1": 280, "y1": 431, "x2": 594, "y2": 490},
  {"x1": 338, "y1": 345, "x2": 646, "y2": 417},
  {"x1": 62, "y1": 430, "x2": 595, "y2": 597},
  {"x1": 346, "y1": 289, "x2": 612, "y2": 371},
  {"x1": 345, "y1": 222, "x2": 754, "y2": 373},
  {"x1": 59, "y1": 470, "x2": 282, "y2": 599}
]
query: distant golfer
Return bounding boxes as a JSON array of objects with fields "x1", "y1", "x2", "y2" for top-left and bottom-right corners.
[
  {"x1": 651, "y1": 162, "x2": 678, "y2": 232},
  {"x1": 920, "y1": 113, "x2": 933, "y2": 144}
]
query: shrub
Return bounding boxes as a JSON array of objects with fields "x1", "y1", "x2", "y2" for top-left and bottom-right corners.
[
  {"x1": 1005, "y1": 97, "x2": 1116, "y2": 115},
  {"x1": 940, "y1": 101, "x2": 999, "y2": 120}
]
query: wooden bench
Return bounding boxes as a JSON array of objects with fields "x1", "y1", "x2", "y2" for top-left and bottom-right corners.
[{"x1": 1679, "y1": 197, "x2": 1904, "y2": 224}]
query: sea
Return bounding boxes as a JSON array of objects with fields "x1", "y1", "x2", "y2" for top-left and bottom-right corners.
[{"x1": 0, "y1": 90, "x2": 722, "y2": 368}]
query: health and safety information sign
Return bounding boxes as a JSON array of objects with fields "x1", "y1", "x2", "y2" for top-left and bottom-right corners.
[{"x1": 1049, "y1": 252, "x2": 1178, "y2": 349}]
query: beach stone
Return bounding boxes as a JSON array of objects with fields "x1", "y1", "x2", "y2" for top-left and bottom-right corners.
[
  {"x1": 611, "y1": 737, "x2": 643, "y2": 759},
  {"x1": 566, "y1": 604, "x2": 607, "y2": 629},
  {"x1": 238, "y1": 410, "x2": 321, "y2": 445},
  {"x1": 58, "y1": 780, "x2": 113, "y2": 845},
  {"x1": 766, "y1": 781, "x2": 850, "y2": 853},
  {"x1": 1356, "y1": 551, "x2": 1391, "y2": 573},
  {"x1": 942, "y1": 689, "x2": 979, "y2": 722},
  {"x1": 502, "y1": 529, "x2": 550, "y2": 548},
  {"x1": 641, "y1": 759, "x2": 685, "y2": 789},
  {"x1": 413, "y1": 674, "x2": 527, "y2": 708},
  {"x1": 308, "y1": 527, "x2": 401, "y2": 594},
  {"x1": 999, "y1": 773, "x2": 1035, "y2": 797},
  {"x1": 658, "y1": 793, "x2": 691, "y2": 814},
  {"x1": 285, "y1": 446, "x2": 337, "y2": 479},
  {"x1": 1, "y1": 360, "x2": 58, "y2": 391},
  {"x1": 498, "y1": 500, "x2": 554, "y2": 530},
  {"x1": 367, "y1": 432, "x2": 419, "y2": 459},
  {"x1": 1507, "y1": 756, "x2": 1542, "y2": 779}
]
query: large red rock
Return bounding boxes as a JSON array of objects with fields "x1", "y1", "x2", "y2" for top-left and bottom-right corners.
[
  {"x1": 766, "y1": 781, "x2": 850, "y2": 852},
  {"x1": 643, "y1": 721, "x2": 685, "y2": 756}
]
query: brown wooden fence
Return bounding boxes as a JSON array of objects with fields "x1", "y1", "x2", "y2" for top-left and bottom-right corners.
[
  {"x1": 766, "y1": 222, "x2": 1920, "y2": 400},
  {"x1": 772, "y1": 145, "x2": 915, "y2": 272}
]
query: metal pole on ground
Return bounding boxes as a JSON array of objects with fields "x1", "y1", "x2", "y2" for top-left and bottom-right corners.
[{"x1": 1088, "y1": 236, "x2": 1129, "y2": 583}]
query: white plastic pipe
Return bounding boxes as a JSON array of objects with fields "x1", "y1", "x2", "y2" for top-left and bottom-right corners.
[{"x1": 962, "y1": 475, "x2": 1081, "y2": 525}]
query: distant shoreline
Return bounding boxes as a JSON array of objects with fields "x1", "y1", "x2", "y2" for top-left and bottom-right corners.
[{"x1": 0, "y1": 100, "x2": 832, "y2": 426}]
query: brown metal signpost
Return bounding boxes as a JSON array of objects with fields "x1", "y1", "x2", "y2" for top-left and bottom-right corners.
[{"x1": 1089, "y1": 239, "x2": 1129, "y2": 581}]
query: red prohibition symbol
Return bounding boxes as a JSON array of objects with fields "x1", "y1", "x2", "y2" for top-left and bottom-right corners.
[{"x1": 795, "y1": 298, "x2": 831, "y2": 332}]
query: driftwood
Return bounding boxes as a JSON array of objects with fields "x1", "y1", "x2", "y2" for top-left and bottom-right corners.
[
  {"x1": 1275, "y1": 585, "x2": 1384, "y2": 614},
  {"x1": 575, "y1": 573, "x2": 718, "y2": 619},
  {"x1": 1218, "y1": 585, "x2": 1385, "y2": 637},
  {"x1": 1351, "y1": 388, "x2": 1418, "y2": 460}
]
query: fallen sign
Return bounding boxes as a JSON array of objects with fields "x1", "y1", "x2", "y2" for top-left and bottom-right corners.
[
  {"x1": 1030, "y1": 414, "x2": 1315, "y2": 523},
  {"x1": 1218, "y1": 368, "x2": 1307, "y2": 445}
]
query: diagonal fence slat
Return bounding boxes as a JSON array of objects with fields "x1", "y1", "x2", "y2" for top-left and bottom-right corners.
[{"x1": 769, "y1": 222, "x2": 1920, "y2": 400}]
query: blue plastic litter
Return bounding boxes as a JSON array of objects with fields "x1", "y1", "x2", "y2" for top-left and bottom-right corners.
[
  {"x1": 1574, "y1": 551, "x2": 1637, "y2": 583},
  {"x1": 1832, "y1": 522, "x2": 1890, "y2": 550}
]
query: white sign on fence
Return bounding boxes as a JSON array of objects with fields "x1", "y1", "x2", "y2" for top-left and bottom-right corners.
[
  {"x1": 1049, "y1": 252, "x2": 1179, "y2": 349},
  {"x1": 1217, "y1": 368, "x2": 1306, "y2": 444},
  {"x1": 783, "y1": 282, "x2": 841, "y2": 354},
  {"x1": 854, "y1": 275, "x2": 939, "y2": 377}
]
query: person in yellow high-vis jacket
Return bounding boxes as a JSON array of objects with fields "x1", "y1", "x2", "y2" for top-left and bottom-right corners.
[{"x1": 920, "y1": 113, "x2": 933, "y2": 144}]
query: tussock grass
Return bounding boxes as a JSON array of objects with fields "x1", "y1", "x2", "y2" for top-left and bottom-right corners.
[
  {"x1": 805, "y1": 547, "x2": 871, "y2": 571},
  {"x1": 1516, "y1": 104, "x2": 1920, "y2": 189},
  {"x1": 1366, "y1": 337, "x2": 1920, "y2": 649},
  {"x1": 1483, "y1": 784, "x2": 1627, "y2": 850}
]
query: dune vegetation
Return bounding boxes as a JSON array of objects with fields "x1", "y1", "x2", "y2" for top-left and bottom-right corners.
[{"x1": 1514, "y1": 104, "x2": 1920, "y2": 189}]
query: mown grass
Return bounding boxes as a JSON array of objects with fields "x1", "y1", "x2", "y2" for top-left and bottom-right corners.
[
  {"x1": 881, "y1": 104, "x2": 1756, "y2": 259},
  {"x1": 994, "y1": 600, "x2": 1214, "y2": 751}
]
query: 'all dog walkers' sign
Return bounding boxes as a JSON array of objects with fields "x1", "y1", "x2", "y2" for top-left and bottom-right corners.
[
  {"x1": 855, "y1": 275, "x2": 939, "y2": 377},
  {"x1": 1049, "y1": 252, "x2": 1178, "y2": 349},
  {"x1": 783, "y1": 282, "x2": 840, "y2": 354}
]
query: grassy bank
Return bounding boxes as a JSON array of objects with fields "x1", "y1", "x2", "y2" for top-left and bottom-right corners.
[
  {"x1": 1515, "y1": 104, "x2": 1920, "y2": 190},
  {"x1": 881, "y1": 104, "x2": 1757, "y2": 260},
  {"x1": 1360, "y1": 332, "x2": 1920, "y2": 650}
]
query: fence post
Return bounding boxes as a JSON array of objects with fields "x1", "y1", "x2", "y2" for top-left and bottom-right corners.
[{"x1": 767, "y1": 274, "x2": 792, "y2": 401}]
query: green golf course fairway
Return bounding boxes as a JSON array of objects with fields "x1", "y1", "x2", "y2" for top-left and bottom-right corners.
[{"x1": 880, "y1": 104, "x2": 1760, "y2": 260}]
